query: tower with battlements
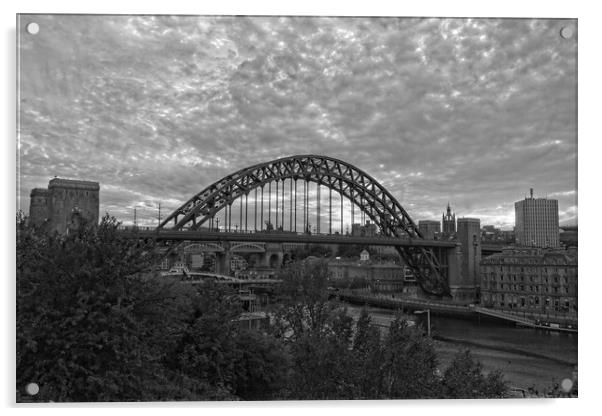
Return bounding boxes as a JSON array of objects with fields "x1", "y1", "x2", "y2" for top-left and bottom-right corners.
[{"x1": 28, "y1": 178, "x2": 100, "y2": 234}]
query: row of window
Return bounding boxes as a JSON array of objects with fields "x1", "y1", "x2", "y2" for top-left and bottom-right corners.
[
  {"x1": 483, "y1": 294, "x2": 574, "y2": 311},
  {"x1": 483, "y1": 273, "x2": 574, "y2": 285},
  {"x1": 483, "y1": 284, "x2": 572, "y2": 294}
]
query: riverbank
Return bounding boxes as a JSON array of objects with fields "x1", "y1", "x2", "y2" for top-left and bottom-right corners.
[
  {"x1": 335, "y1": 290, "x2": 577, "y2": 333},
  {"x1": 341, "y1": 302, "x2": 578, "y2": 393}
]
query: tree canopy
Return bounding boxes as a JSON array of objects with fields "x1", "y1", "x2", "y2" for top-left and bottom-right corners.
[
  {"x1": 16, "y1": 216, "x2": 508, "y2": 402},
  {"x1": 270, "y1": 259, "x2": 509, "y2": 400},
  {"x1": 16, "y1": 215, "x2": 288, "y2": 402}
]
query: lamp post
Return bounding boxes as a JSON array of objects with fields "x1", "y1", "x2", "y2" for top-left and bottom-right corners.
[{"x1": 414, "y1": 309, "x2": 431, "y2": 336}]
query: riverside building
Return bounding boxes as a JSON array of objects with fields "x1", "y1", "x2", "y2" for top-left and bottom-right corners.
[{"x1": 479, "y1": 247, "x2": 577, "y2": 316}]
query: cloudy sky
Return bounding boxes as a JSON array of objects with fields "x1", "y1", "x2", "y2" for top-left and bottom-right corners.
[{"x1": 17, "y1": 15, "x2": 577, "y2": 229}]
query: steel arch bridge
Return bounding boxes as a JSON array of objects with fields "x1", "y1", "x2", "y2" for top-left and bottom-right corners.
[{"x1": 159, "y1": 155, "x2": 450, "y2": 296}]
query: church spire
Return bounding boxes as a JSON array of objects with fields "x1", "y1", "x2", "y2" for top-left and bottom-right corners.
[{"x1": 443, "y1": 202, "x2": 456, "y2": 235}]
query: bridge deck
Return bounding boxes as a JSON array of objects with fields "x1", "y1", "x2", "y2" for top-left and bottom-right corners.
[{"x1": 119, "y1": 229, "x2": 459, "y2": 248}]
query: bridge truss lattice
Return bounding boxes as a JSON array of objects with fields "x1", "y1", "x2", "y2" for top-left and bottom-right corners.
[{"x1": 159, "y1": 155, "x2": 450, "y2": 296}]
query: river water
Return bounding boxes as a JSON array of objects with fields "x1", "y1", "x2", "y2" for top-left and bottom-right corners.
[{"x1": 340, "y1": 302, "x2": 578, "y2": 393}]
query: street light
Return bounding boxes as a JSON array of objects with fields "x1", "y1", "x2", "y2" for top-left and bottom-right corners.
[{"x1": 414, "y1": 309, "x2": 431, "y2": 336}]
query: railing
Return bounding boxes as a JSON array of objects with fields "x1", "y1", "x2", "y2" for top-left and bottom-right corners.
[
  {"x1": 336, "y1": 290, "x2": 472, "y2": 312},
  {"x1": 481, "y1": 307, "x2": 578, "y2": 325},
  {"x1": 473, "y1": 306, "x2": 577, "y2": 332},
  {"x1": 473, "y1": 306, "x2": 534, "y2": 325}
]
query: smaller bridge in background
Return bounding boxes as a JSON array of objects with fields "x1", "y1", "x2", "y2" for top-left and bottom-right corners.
[{"x1": 165, "y1": 271, "x2": 281, "y2": 287}]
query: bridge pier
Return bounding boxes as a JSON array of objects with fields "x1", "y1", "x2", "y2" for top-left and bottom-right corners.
[
  {"x1": 216, "y1": 241, "x2": 232, "y2": 275},
  {"x1": 447, "y1": 218, "x2": 482, "y2": 303},
  {"x1": 262, "y1": 243, "x2": 284, "y2": 269}
]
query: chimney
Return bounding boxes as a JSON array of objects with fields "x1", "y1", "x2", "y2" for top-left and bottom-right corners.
[{"x1": 530, "y1": 188, "x2": 533, "y2": 199}]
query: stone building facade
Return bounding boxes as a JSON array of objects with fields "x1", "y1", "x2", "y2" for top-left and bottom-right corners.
[
  {"x1": 327, "y1": 259, "x2": 408, "y2": 292},
  {"x1": 418, "y1": 220, "x2": 440, "y2": 240},
  {"x1": 351, "y1": 220, "x2": 378, "y2": 237},
  {"x1": 29, "y1": 178, "x2": 100, "y2": 234},
  {"x1": 480, "y1": 247, "x2": 577, "y2": 315}
]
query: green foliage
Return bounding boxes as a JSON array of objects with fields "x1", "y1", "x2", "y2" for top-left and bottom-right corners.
[
  {"x1": 165, "y1": 283, "x2": 290, "y2": 401},
  {"x1": 441, "y1": 350, "x2": 508, "y2": 399},
  {"x1": 273, "y1": 260, "x2": 508, "y2": 400},
  {"x1": 336, "y1": 244, "x2": 370, "y2": 259},
  {"x1": 17, "y1": 216, "x2": 508, "y2": 402},
  {"x1": 381, "y1": 314, "x2": 441, "y2": 399},
  {"x1": 329, "y1": 276, "x2": 371, "y2": 290},
  {"x1": 288, "y1": 244, "x2": 333, "y2": 262},
  {"x1": 272, "y1": 259, "x2": 335, "y2": 339},
  {"x1": 230, "y1": 330, "x2": 290, "y2": 400},
  {"x1": 349, "y1": 309, "x2": 384, "y2": 399},
  {"x1": 17, "y1": 215, "x2": 178, "y2": 401},
  {"x1": 16, "y1": 215, "x2": 289, "y2": 402}
]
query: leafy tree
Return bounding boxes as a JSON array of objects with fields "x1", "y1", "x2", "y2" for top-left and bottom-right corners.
[
  {"x1": 336, "y1": 244, "x2": 370, "y2": 259},
  {"x1": 272, "y1": 259, "x2": 335, "y2": 339},
  {"x1": 230, "y1": 329, "x2": 290, "y2": 400},
  {"x1": 441, "y1": 350, "x2": 508, "y2": 398},
  {"x1": 165, "y1": 282, "x2": 290, "y2": 400},
  {"x1": 16, "y1": 215, "x2": 209, "y2": 401},
  {"x1": 16, "y1": 215, "x2": 289, "y2": 402},
  {"x1": 272, "y1": 260, "x2": 508, "y2": 400},
  {"x1": 329, "y1": 276, "x2": 371, "y2": 290},
  {"x1": 288, "y1": 244, "x2": 333, "y2": 262},
  {"x1": 381, "y1": 314, "x2": 441, "y2": 399},
  {"x1": 350, "y1": 308, "x2": 384, "y2": 399},
  {"x1": 272, "y1": 260, "x2": 355, "y2": 399}
]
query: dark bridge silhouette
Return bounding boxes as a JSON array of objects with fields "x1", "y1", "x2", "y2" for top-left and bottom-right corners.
[{"x1": 149, "y1": 155, "x2": 453, "y2": 296}]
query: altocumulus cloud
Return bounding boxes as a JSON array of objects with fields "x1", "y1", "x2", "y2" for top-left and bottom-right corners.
[{"x1": 18, "y1": 16, "x2": 577, "y2": 228}]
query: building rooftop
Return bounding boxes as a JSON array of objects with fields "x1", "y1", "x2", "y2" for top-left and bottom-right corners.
[
  {"x1": 30, "y1": 188, "x2": 49, "y2": 196},
  {"x1": 48, "y1": 178, "x2": 99, "y2": 190}
]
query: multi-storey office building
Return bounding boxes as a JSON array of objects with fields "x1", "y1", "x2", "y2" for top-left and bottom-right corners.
[
  {"x1": 480, "y1": 247, "x2": 577, "y2": 315},
  {"x1": 515, "y1": 188, "x2": 560, "y2": 247}
]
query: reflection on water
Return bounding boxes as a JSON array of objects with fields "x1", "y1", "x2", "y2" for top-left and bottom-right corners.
[{"x1": 341, "y1": 302, "x2": 578, "y2": 391}]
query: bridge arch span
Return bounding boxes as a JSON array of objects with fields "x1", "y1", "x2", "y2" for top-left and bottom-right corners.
[
  {"x1": 161, "y1": 155, "x2": 419, "y2": 236},
  {"x1": 160, "y1": 155, "x2": 449, "y2": 295}
]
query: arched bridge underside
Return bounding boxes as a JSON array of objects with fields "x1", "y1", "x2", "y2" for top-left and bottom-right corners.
[{"x1": 160, "y1": 155, "x2": 450, "y2": 296}]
